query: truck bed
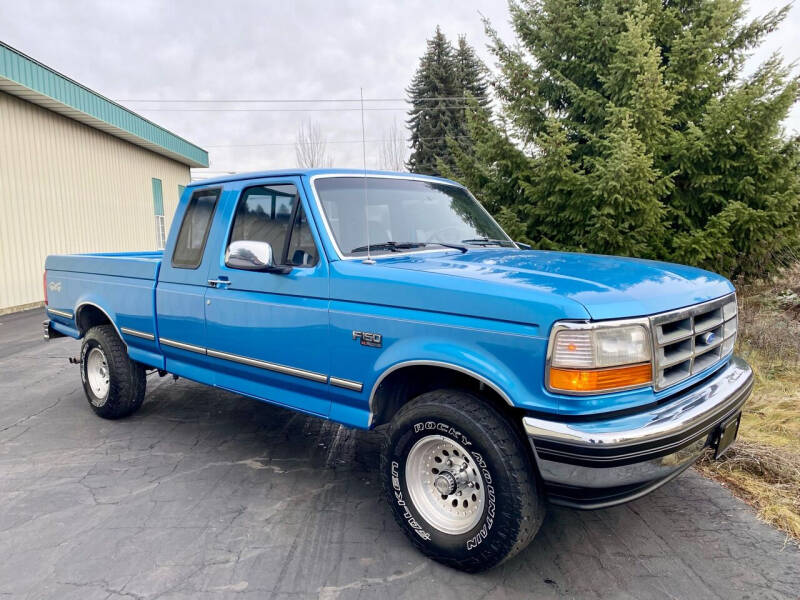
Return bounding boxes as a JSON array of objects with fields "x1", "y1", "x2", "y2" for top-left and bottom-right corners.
[
  {"x1": 45, "y1": 251, "x2": 163, "y2": 279},
  {"x1": 44, "y1": 251, "x2": 165, "y2": 369}
]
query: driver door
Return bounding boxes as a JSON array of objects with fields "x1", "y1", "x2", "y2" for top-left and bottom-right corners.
[{"x1": 203, "y1": 177, "x2": 330, "y2": 416}]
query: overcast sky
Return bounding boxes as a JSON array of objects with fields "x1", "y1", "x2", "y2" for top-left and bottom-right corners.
[{"x1": 1, "y1": 0, "x2": 798, "y2": 178}]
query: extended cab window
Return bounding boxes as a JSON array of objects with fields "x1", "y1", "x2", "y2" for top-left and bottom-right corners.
[
  {"x1": 172, "y1": 188, "x2": 220, "y2": 269},
  {"x1": 229, "y1": 184, "x2": 318, "y2": 268}
]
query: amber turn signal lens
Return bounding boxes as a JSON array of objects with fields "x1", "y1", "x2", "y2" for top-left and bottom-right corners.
[{"x1": 549, "y1": 363, "x2": 652, "y2": 393}]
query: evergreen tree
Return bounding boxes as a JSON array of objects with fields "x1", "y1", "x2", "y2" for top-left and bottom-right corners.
[
  {"x1": 407, "y1": 29, "x2": 491, "y2": 175},
  {"x1": 454, "y1": 36, "x2": 490, "y2": 107},
  {"x1": 406, "y1": 27, "x2": 459, "y2": 175},
  {"x1": 453, "y1": 0, "x2": 800, "y2": 277},
  {"x1": 449, "y1": 36, "x2": 491, "y2": 159}
]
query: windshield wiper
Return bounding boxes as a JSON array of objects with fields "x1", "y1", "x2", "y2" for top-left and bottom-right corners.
[
  {"x1": 350, "y1": 241, "x2": 467, "y2": 254},
  {"x1": 426, "y1": 242, "x2": 468, "y2": 253},
  {"x1": 350, "y1": 241, "x2": 425, "y2": 253},
  {"x1": 461, "y1": 237, "x2": 514, "y2": 247}
]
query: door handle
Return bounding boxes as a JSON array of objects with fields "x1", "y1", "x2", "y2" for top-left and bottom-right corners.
[{"x1": 207, "y1": 279, "x2": 230, "y2": 288}]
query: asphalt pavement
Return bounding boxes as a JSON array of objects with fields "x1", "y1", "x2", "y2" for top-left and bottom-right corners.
[{"x1": 1, "y1": 308, "x2": 798, "y2": 599}]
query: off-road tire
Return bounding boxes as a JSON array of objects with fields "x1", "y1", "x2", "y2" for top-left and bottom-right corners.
[
  {"x1": 80, "y1": 325, "x2": 146, "y2": 419},
  {"x1": 381, "y1": 389, "x2": 544, "y2": 572}
]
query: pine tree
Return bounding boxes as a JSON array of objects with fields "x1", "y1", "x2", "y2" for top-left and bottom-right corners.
[
  {"x1": 457, "y1": 0, "x2": 800, "y2": 277},
  {"x1": 407, "y1": 29, "x2": 491, "y2": 175},
  {"x1": 406, "y1": 27, "x2": 459, "y2": 175},
  {"x1": 450, "y1": 36, "x2": 491, "y2": 158},
  {"x1": 454, "y1": 36, "x2": 490, "y2": 107}
]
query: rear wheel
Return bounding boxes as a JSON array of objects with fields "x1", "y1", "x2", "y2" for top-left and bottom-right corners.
[
  {"x1": 381, "y1": 389, "x2": 544, "y2": 572},
  {"x1": 80, "y1": 325, "x2": 146, "y2": 419}
]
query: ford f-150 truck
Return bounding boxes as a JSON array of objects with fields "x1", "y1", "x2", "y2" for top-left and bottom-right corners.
[{"x1": 43, "y1": 169, "x2": 752, "y2": 571}]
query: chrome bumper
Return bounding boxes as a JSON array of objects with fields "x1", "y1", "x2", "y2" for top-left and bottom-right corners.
[{"x1": 524, "y1": 356, "x2": 753, "y2": 509}]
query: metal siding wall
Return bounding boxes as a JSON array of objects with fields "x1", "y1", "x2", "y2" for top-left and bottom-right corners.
[{"x1": 0, "y1": 91, "x2": 191, "y2": 311}]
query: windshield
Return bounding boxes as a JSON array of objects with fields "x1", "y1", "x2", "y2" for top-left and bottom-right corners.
[{"x1": 313, "y1": 177, "x2": 513, "y2": 257}]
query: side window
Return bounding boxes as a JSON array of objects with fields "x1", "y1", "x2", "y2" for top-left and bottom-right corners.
[
  {"x1": 229, "y1": 184, "x2": 318, "y2": 268},
  {"x1": 230, "y1": 184, "x2": 295, "y2": 252},
  {"x1": 172, "y1": 188, "x2": 220, "y2": 269}
]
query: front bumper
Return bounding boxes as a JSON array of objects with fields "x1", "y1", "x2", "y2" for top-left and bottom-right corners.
[{"x1": 524, "y1": 356, "x2": 753, "y2": 509}]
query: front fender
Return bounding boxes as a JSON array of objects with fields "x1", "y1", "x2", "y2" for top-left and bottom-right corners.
[
  {"x1": 327, "y1": 305, "x2": 553, "y2": 428},
  {"x1": 369, "y1": 337, "x2": 519, "y2": 406}
]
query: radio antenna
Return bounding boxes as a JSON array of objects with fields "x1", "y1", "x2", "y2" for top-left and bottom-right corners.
[{"x1": 360, "y1": 87, "x2": 375, "y2": 265}]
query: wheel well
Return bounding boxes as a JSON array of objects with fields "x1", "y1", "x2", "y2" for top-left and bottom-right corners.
[
  {"x1": 370, "y1": 364, "x2": 523, "y2": 429},
  {"x1": 75, "y1": 304, "x2": 113, "y2": 336}
]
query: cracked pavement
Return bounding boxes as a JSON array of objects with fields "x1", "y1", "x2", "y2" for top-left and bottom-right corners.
[{"x1": 1, "y1": 309, "x2": 798, "y2": 599}]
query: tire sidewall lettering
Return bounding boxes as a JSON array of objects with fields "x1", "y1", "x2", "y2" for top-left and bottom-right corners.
[
  {"x1": 466, "y1": 450, "x2": 495, "y2": 551},
  {"x1": 79, "y1": 340, "x2": 94, "y2": 386},
  {"x1": 413, "y1": 421, "x2": 472, "y2": 447},
  {"x1": 391, "y1": 460, "x2": 431, "y2": 541}
]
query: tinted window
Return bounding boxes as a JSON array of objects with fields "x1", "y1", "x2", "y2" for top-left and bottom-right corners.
[
  {"x1": 172, "y1": 188, "x2": 220, "y2": 268},
  {"x1": 230, "y1": 184, "x2": 296, "y2": 255},
  {"x1": 229, "y1": 184, "x2": 318, "y2": 268}
]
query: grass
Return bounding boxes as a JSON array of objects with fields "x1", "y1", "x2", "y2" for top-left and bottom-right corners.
[{"x1": 696, "y1": 263, "x2": 800, "y2": 540}]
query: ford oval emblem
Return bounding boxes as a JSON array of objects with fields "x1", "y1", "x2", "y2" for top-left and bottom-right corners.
[{"x1": 702, "y1": 331, "x2": 717, "y2": 345}]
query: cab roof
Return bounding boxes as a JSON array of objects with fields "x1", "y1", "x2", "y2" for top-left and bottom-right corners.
[{"x1": 187, "y1": 168, "x2": 461, "y2": 188}]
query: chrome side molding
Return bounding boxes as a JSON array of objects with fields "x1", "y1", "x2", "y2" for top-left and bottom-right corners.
[
  {"x1": 206, "y1": 348, "x2": 328, "y2": 384},
  {"x1": 157, "y1": 337, "x2": 362, "y2": 390},
  {"x1": 159, "y1": 337, "x2": 207, "y2": 355},
  {"x1": 47, "y1": 307, "x2": 73, "y2": 319},
  {"x1": 329, "y1": 376, "x2": 364, "y2": 392},
  {"x1": 121, "y1": 327, "x2": 155, "y2": 341}
]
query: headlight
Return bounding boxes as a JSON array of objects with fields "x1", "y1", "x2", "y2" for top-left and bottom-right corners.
[{"x1": 548, "y1": 322, "x2": 652, "y2": 394}]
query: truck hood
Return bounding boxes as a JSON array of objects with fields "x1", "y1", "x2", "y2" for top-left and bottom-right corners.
[{"x1": 376, "y1": 249, "x2": 734, "y2": 321}]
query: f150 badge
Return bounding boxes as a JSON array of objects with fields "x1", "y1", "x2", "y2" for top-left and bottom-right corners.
[{"x1": 353, "y1": 330, "x2": 382, "y2": 348}]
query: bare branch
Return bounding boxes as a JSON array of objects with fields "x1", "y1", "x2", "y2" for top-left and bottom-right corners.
[
  {"x1": 295, "y1": 120, "x2": 332, "y2": 168},
  {"x1": 379, "y1": 119, "x2": 408, "y2": 172}
]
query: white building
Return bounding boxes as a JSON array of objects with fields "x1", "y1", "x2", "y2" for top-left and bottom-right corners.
[{"x1": 0, "y1": 41, "x2": 208, "y2": 313}]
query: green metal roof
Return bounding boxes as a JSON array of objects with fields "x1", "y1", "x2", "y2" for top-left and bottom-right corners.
[{"x1": 0, "y1": 41, "x2": 208, "y2": 168}]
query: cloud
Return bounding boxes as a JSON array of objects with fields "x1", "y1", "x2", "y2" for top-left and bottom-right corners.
[{"x1": 1, "y1": 0, "x2": 797, "y2": 178}]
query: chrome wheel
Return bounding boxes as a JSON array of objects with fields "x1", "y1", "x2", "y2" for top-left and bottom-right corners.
[
  {"x1": 86, "y1": 347, "x2": 110, "y2": 405},
  {"x1": 405, "y1": 434, "x2": 486, "y2": 535}
]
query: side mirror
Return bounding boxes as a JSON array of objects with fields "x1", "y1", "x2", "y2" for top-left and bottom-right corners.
[{"x1": 225, "y1": 240, "x2": 291, "y2": 273}]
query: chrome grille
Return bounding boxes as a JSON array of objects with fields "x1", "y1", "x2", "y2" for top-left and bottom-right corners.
[{"x1": 650, "y1": 294, "x2": 737, "y2": 391}]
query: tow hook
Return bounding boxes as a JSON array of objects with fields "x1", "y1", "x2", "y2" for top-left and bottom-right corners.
[{"x1": 69, "y1": 356, "x2": 80, "y2": 365}]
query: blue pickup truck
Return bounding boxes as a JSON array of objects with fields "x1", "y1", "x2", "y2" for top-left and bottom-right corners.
[{"x1": 43, "y1": 169, "x2": 752, "y2": 571}]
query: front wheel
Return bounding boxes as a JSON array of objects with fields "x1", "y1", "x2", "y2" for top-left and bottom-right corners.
[
  {"x1": 381, "y1": 389, "x2": 544, "y2": 572},
  {"x1": 80, "y1": 325, "x2": 146, "y2": 419}
]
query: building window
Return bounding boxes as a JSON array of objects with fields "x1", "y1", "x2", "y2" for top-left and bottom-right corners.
[
  {"x1": 152, "y1": 178, "x2": 166, "y2": 250},
  {"x1": 155, "y1": 215, "x2": 166, "y2": 250}
]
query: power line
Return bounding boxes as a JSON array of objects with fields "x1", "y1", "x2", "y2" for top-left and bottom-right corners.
[
  {"x1": 204, "y1": 134, "x2": 471, "y2": 149},
  {"x1": 134, "y1": 105, "x2": 478, "y2": 113},
  {"x1": 119, "y1": 96, "x2": 474, "y2": 103}
]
